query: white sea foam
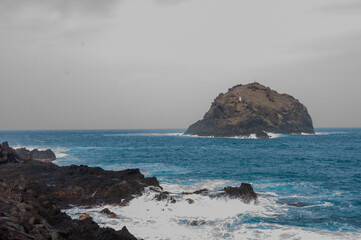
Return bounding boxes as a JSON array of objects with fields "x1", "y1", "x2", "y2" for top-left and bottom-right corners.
[
  {"x1": 12, "y1": 145, "x2": 69, "y2": 159},
  {"x1": 231, "y1": 223, "x2": 359, "y2": 240},
  {"x1": 63, "y1": 181, "x2": 358, "y2": 239},
  {"x1": 266, "y1": 132, "x2": 284, "y2": 138},
  {"x1": 183, "y1": 132, "x2": 283, "y2": 139},
  {"x1": 315, "y1": 132, "x2": 347, "y2": 135},
  {"x1": 230, "y1": 134, "x2": 258, "y2": 139}
]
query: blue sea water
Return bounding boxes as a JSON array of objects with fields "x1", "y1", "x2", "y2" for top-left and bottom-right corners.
[{"x1": 1, "y1": 128, "x2": 361, "y2": 239}]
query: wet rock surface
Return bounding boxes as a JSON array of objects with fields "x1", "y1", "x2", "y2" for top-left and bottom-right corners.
[
  {"x1": 0, "y1": 143, "x2": 160, "y2": 240},
  {"x1": 185, "y1": 82, "x2": 315, "y2": 138},
  {"x1": 221, "y1": 183, "x2": 258, "y2": 203},
  {"x1": 0, "y1": 142, "x2": 24, "y2": 164},
  {"x1": 151, "y1": 183, "x2": 257, "y2": 205},
  {"x1": 100, "y1": 208, "x2": 117, "y2": 218},
  {"x1": 15, "y1": 148, "x2": 56, "y2": 162}
]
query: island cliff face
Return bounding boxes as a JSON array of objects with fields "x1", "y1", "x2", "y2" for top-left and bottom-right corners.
[{"x1": 185, "y1": 83, "x2": 314, "y2": 138}]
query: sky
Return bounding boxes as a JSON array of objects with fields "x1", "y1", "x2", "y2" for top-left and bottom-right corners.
[{"x1": 0, "y1": 0, "x2": 360, "y2": 129}]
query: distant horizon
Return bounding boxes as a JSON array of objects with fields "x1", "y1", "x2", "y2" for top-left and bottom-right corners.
[{"x1": 1, "y1": 126, "x2": 360, "y2": 131}]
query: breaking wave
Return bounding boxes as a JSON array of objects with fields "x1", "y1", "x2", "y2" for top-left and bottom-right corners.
[{"x1": 63, "y1": 180, "x2": 359, "y2": 240}]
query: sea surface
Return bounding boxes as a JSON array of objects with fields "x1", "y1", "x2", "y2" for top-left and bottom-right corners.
[{"x1": 1, "y1": 128, "x2": 361, "y2": 239}]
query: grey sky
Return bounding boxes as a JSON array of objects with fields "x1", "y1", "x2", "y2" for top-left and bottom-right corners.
[{"x1": 1, "y1": 0, "x2": 360, "y2": 129}]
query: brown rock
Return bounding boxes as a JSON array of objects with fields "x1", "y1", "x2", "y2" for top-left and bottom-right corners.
[
  {"x1": 185, "y1": 82, "x2": 314, "y2": 138},
  {"x1": 100, "y1": 208, "x2": 117, "y2": 218},
  {"x1": 79, "y1": 213, "x2": 92, "y2": 220}
]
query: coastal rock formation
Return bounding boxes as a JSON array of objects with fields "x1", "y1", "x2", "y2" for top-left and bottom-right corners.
[
  {"x1": 0, "y1": 142, "x2": 56, "y2": 164},
  {"x1": 15, "y1": 147, "x2": 56, "y2": 162},
  {"x1": 0, "y1": 142, "x2": 24, "y2": 164},
  {"x1": 185, "y1": 82, "x2": 314, "y2": 138},
  {"x1": 222, "y1": 183, "x2": 258, "y2": 203},
  {"x1": 152, "y1": 183, "x2": 257, "y2": 204},
  {"x1": 0, "y1": 143, "x2": 160, "y2": 240}
]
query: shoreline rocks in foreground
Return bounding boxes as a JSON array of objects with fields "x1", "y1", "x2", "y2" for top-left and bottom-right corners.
[
  {"x1": 0, "y1": 141, "x2": 258, "y2": 239},
  {"x1": 185, "y1": 82, "x2": 315, "y2": 138},
  {"x1": 0, "y1": 142, "x2": 160, "y2": 239}
]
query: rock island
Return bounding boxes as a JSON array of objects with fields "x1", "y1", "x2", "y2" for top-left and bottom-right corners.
[{"x1": 185, "y1": 82, "x2": 314, "y2": 138}]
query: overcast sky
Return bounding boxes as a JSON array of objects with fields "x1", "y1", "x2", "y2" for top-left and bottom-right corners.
[{"x1": 1, "y1": 0, "x2": 361, "y2": 129}]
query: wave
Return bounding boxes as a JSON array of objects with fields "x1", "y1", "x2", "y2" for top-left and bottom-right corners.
[
  {"x1": 315, "y1": 132, "x2": 348, "y2": 135},
  {"x1": 182, "y1": 133, "x2": 283, "y2": 139},
  {"x1": 63, "y1": 180, "x2": 358, "y2": 239}
]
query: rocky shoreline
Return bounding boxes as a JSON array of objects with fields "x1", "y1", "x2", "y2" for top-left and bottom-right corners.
[
  {"x1": 0, "y1": 142, "x2": 161, "y2": 239},
  {"x1": 0, "y1": 142, "x2": 258, "y2": 239}
]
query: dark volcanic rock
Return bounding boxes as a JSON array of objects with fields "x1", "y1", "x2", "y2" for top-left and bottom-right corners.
[
  {"x1": 222, "y1": 183, "x2": 258, "y2": 203},
  {"x1": 15, "y1": 147, "x2": 56, "y2": 162},
  {"x1": 185, "y1": 82, "x2": 314, "y2": 138},
  {"x1": 0, "y1": 143, "x2": 161, "y2": 240},
  {"x1": 0, "y1": 142, "x2": 24, "y2": 164}
]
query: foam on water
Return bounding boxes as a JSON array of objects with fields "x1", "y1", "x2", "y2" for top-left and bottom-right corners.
[
  {"x1": 182, "y1": 133, "x2": 283, "y2": 139},
  {"x1": 63, "y1": 180, "x2": 359, "y2": 240}
]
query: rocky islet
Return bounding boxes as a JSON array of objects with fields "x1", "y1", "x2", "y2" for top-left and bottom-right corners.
[{"x1": 185, "y1": 82, "x2": 315, "y2": 138}]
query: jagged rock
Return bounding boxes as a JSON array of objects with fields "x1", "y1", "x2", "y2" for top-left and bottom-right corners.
[
  {"x1": 223, "y1": 183, "x2": 258, "y2": 203},
  {"x1": 186, "y1": 198, "x2": 195, "y2": 204},
  {"x1": 185, "y1": 82, "x2": 314, "y2": 138},
  {"x1": 0, "y1": 142, "x2": 23, "y2": 164},
  {"x1": 15, "y1": 147, "x2": 56, "y2": 162},
  {"x1": 0, "y1": 142, "x2": 160, "y2": 240},
  {"x1": 119, "y1": 226, "x2": 137, "y2": 240},
  {"x1": 182, "y1": 189, "x2": 208, "y2": 195},
  {"x1": 154, "y1": 191, "x2": 176, "y2": 203}
]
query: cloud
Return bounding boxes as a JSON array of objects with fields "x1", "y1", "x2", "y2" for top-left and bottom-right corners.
[
  {"x1": 154, "y1": 0, "x2": 196, "y2": 6},
  {"x1": 315, "y1": 0, "x2": 361, "y2": 14},
  {"x1": 0, "y1": 0, "x2": 122, "y2": 17}
]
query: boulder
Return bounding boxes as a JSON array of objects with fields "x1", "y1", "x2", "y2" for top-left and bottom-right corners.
[
  {"x1": 223, "y1": 183, "x2": 258, "y2": 203},
  {"x1": 15, "y1": 147, "x2": 56, "y2": 162},
  {"x1": 30, "y1": 149, "x2": 56, "y2": 162},
  {"x1": 100, "y1": 208, "x2": 117, "y2": 218}
]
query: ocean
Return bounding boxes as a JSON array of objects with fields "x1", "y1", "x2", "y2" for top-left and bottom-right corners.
[{"x1": 1, "y1": 128, "x2": 360, "y2": 239}]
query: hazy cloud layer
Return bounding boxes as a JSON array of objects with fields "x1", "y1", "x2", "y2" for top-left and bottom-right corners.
[
  {"x1": 1, "y1": 0, "x2": 361, "y2": 129},
  {"x1": 316, "y1": 0, "x2": 361, "y2": 13},
  {"x1": 0, "y1": 0, "x2": 122, "y2": 17}
]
